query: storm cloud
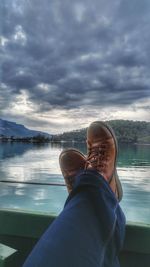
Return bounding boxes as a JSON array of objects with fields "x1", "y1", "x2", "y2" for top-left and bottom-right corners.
[{"x1": 0, "y1": 0, "x2": 150, "y2": 132}]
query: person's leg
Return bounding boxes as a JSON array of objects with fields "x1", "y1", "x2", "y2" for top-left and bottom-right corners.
[{"x1": 23, "y1": 170, "x2": 125, "y2": 267}]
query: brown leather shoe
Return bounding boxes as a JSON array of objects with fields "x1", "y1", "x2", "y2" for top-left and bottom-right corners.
[
  {"x1": 59, "y1": 148, "x2": 86, "y2": 193},
  {"x1": 86, "y1": 121, "x2": 123, "y2": 201}
]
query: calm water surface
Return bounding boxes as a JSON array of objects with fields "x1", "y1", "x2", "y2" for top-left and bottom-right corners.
[{"x1": 0, "y1": 142, "x2": 150, "y2": 224}]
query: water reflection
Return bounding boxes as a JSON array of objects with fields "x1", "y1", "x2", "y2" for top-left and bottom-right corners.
[
  {"x1": 0, "y1": 142, "x2": 48, "y2": 160},
  {"x1": 0, "y1": 142, "x2": 150, "y2": 224},
  {"x1": 118, "y1": 144, "x2": 150, "y2": 167},
  {"x1": 0, "y1": 142, "x2": 149, "y2": 167},
  {"x1": 0, "y1": 183, "x2": 67, "y2": 214}
]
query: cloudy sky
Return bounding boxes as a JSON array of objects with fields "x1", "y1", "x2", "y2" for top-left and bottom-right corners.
[{"x1": 0, "y1": 0, "x2": 150, "y2": 134}]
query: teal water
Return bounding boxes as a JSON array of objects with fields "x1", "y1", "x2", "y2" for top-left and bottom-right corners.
[{"x1": 0, "y1": 142, "x2": 150, "y2": 224}]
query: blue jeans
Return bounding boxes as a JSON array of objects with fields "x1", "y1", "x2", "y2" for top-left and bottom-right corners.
[{"x1": 23, "y1": 170, "x2": 126, "y2": 267}]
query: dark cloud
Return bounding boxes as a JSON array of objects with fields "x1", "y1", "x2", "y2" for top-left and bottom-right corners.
[{"x1": 1, "y1": 0, "x2": 150, "y2": 115}]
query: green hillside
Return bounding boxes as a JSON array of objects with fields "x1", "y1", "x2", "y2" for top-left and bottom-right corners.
[{"x1": 53, "y1": 120, "x2": 150, "y2": 144}]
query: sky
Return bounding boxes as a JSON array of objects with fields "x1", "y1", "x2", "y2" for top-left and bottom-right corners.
[{"x1": 0, "y1": 0, "x2": 150, "y2": 134}]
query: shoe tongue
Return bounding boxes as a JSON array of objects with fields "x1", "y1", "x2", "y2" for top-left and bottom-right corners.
[{"x1": 87, "y1": 139, "x2": 109, "y2": 149}]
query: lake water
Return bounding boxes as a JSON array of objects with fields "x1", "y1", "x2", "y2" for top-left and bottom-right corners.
[{"x1": 0, "y1": 142, "x2": 150, "y2": 224}]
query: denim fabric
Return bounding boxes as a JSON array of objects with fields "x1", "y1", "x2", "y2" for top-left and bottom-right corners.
[{"x1": 23, "y1": 170, "x2": 125, "y2": 267}]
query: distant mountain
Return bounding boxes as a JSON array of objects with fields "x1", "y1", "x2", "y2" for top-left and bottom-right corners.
[
  {"x1": 0, "y1": 118, "x2": 51, "y2": 138},
  {"x1": 52, "y1": 120, "x2": 150, "y2": 144}
]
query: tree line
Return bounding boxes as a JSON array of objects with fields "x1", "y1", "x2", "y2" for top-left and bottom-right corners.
[
  {"x1": 0, "y1": 120, "x2": 149, "y2": 144},
  {"x1": 52, "y1": 120, "x2": 150, "y2": 144},
  {"x1": 0, "y1": 134, "x2": 51, "y2": 143}
]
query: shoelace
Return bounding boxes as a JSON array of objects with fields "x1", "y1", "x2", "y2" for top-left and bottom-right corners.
[
  {"x1": 85, "y1": 145, "x2": 118, "y2": 193},
  {"x1": 85, "y1": 145, "x2": 107, "y2": 171}
]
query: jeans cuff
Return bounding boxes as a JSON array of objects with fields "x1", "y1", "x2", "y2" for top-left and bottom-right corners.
[{"x1": 64, "y1": 169, "x2": 111, "y2": 207}]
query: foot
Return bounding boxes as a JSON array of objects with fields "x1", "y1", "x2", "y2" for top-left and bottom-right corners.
[
  {"x1": 86, "y1": 121, "x2": 123, "y2": 201},
  {"x1": 59, "y1": 148, "x2": 86, "y2": 193}
]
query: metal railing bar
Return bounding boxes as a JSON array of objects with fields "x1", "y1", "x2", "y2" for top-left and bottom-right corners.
[{"x1": 0, "y1": 180, "x2": 66, "y2": 186}]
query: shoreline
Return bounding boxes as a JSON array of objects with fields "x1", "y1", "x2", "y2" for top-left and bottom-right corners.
[{"x1": 0, "y1": 139, "x2": 150, "y2": 146}]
